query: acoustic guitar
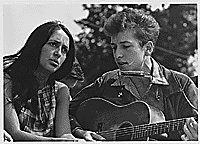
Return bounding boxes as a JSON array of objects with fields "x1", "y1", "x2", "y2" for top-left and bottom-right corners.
[{"x1": 76, "y1": 98, "x2": 192, "y2": 141}]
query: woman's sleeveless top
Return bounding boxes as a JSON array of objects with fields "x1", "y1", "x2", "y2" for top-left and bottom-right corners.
[
  {"x1": 4, "y1": 73, "x2": 63, "y2": 137},
  {"x1": 18, "y1": 84, "x2": 59, "y2": 137}
]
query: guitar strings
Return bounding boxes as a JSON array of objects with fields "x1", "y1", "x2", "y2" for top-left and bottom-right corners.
[
  {"x1": 98, "y1": 119, "x2": 186, "y2": 139},
  {"x1": 100, "y1": 120, "x2": 184, "y2": 136},
  {"x1": 99, "y1": 124, "x2": 179, "y2": 140},
  {"x1": 101, "y1": 125, "x2": 184, "y2": 139}
]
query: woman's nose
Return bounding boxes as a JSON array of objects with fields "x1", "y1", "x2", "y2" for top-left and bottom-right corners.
[{"x1": 53, "y1": 48, "x2": 61, "y2": 58}]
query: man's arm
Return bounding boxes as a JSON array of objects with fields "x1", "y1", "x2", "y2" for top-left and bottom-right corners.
[
  {"x1": 69, "y1": 77, "x2": 102, "y2": 130},
  {"x1": 175, "y1": 73, "x2": 198, "y2": 141},
  {"x1": 69, "y1": 76, "x2": 106, "y2": 141},
  {"x1": 182, "y1": 76, "x2": 198, "y2": 141}
]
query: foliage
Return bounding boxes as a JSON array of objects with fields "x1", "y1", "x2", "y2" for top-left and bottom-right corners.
[{"x1": 72, "y1": 4, "x2": 197, "y2": 94}]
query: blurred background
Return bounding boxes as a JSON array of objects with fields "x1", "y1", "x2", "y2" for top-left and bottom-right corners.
[{"x1": 3, "y1": 3, "x2": 198, "y2": 97}]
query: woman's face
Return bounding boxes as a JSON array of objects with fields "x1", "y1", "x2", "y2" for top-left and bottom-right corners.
[
  {"x1": 111, "y1": 29, "x2": 146, "y2": 71},
  {"x1": 39, "y1": 29, "x2": 69, "y2": 73}
]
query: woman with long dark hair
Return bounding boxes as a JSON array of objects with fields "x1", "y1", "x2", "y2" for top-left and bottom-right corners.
[{"x1": 4, "y1": 20, "x2": 78, "y2": 141}]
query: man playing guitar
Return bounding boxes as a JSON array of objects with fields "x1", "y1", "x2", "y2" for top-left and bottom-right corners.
[{"x1": 69, "y1": 8, "x2": 198, "y2": 141}]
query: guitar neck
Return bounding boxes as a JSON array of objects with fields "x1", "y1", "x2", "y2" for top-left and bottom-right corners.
[{"x1": 132, "y1": 118, "x2": 187, "y2": 139}]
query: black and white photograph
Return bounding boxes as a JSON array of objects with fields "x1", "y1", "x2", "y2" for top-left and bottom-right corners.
[{"x1": 2, "y1": 0, "x2": 198, "y2": 143}]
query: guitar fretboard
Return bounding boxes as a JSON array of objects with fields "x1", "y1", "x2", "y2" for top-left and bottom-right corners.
[
  {"x1": 99, "y1": 118, "x2": 187, "y2": 139},
  {"x1": 132, "y1": 118, "x2": 186, "y2": 139}
]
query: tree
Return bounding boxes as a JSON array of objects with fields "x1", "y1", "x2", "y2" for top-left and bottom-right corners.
[{"x1": 152, "y1": 4, "x2": 197, "y2": 75}]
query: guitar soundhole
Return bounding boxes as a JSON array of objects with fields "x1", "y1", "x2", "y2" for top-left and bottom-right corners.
[{"x1": 116, "y1": 122, "x2": 133, "y2": 141}]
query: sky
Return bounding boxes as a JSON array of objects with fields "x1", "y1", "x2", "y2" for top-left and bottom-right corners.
[
  {"x1": 3, "y1": 1, "x2": 88, "y2": 55},
  {"x1": 2, "y1": 0, "x2": 197, "y2": 56}
]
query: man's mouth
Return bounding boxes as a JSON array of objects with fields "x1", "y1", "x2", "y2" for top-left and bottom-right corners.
[{"x1": 117, "y1": 62, "x2": 128, "y2": 65}]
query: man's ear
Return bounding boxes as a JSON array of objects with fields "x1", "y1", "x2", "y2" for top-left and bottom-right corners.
[{"x1": 144, "y1": 41, "x2": 154, "y2": 56}]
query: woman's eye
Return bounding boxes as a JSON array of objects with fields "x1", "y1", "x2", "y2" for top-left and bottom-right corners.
[
  {"x1": 61, "y1": 46, "x2": 68, "y2": 54},
  {"x1": 48, "y1": 42, "x2": 57, "y2": 47}
]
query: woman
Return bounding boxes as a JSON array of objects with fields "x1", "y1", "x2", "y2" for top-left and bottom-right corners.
[{"x1": 4, "y1": 20, "x2": 78, "y2": 141}]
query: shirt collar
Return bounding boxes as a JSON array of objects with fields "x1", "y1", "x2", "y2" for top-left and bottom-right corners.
[{"x1": 151, "y1": 58, "x2": 169, "y2": 85}]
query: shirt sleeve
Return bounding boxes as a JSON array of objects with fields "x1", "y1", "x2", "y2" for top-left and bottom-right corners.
[
  {"x1": 182, "y1": 76, "x2": 198, "y2": 110},
  {"x1": 173, "y1": 72, "x2": 198, "y2": 119},
  {"x1": 69, "y1": 75, "x2": 104, "y2": 132}
]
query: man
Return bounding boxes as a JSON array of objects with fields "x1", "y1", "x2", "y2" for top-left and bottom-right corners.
[{"x1": 69, "y1": 8, "x2": 198, "y2": 141}]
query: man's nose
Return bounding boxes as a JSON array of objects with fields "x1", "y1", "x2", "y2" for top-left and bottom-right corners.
[{"x1": 115, "y1": 47, "x2": 123, "y2": 59}]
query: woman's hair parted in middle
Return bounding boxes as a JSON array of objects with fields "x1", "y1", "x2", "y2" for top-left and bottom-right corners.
[{"x1": 3, "y1": 20, "x2": 75, "y2": 114}]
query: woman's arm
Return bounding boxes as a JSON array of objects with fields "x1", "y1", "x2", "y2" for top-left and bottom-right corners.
[
  {"x1": 4, "y1": 76, "x2": 75, "y2": 141},
  {"x1": 54, "y1": 83, "x2": 76, "y2": 140},
  {"x1": 4, "y1": 102, "x2": 53, "y2": 141}
]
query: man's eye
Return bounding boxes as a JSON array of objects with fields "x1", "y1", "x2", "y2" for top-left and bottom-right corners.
[
  {"x1": 123, "y1": 45, "x2": 131, "y2": 49},
  {"x1": 110, "y1": 44, "x2": 117, "y2": 50}
]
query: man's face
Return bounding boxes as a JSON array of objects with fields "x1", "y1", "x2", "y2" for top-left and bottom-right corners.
[{"x1": 111, "y1": 29, "x2": 146, "y2": 71}]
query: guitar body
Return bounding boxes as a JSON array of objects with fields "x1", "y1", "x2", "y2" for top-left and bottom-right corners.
[{"x1": 76, "y1": 98, "x2": 166, "y2": 141}]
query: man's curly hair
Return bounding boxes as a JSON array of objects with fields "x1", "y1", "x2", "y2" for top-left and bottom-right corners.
[{"x1": 103, "y1": 8, "x2": 160, "y2": 47}]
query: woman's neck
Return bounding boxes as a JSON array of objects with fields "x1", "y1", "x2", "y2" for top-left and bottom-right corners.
[{"x1": 34, "y1": 67, "x2": 51, "y2": 89}]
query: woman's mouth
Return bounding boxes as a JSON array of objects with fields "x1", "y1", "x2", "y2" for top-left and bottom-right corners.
[{"x1": 50, "y1": 59, "x2": 59, "y2": 67}]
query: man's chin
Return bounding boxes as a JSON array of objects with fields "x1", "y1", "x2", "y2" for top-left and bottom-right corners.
[{"x1": 118, "y1": 66, "x2": 129, "y2": 71}]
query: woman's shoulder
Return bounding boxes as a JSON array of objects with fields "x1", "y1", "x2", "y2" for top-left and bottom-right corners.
[
  {"x1": 54, "y1": 81, "x2": 70, "y2": 95},
  {"x1": 55, "y1": 81, "x2": 71, "y2": 101},
  {"x1": 3, "y1": 72, "x2": 13, "y2": 104},
  {"x1": 55, "y1": 81, "x2": 69, "y2": 89}
]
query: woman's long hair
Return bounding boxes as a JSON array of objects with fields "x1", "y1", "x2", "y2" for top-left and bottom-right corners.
[{"x1": 4, "y1": 20, "x2": 75, "y2": 114}]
